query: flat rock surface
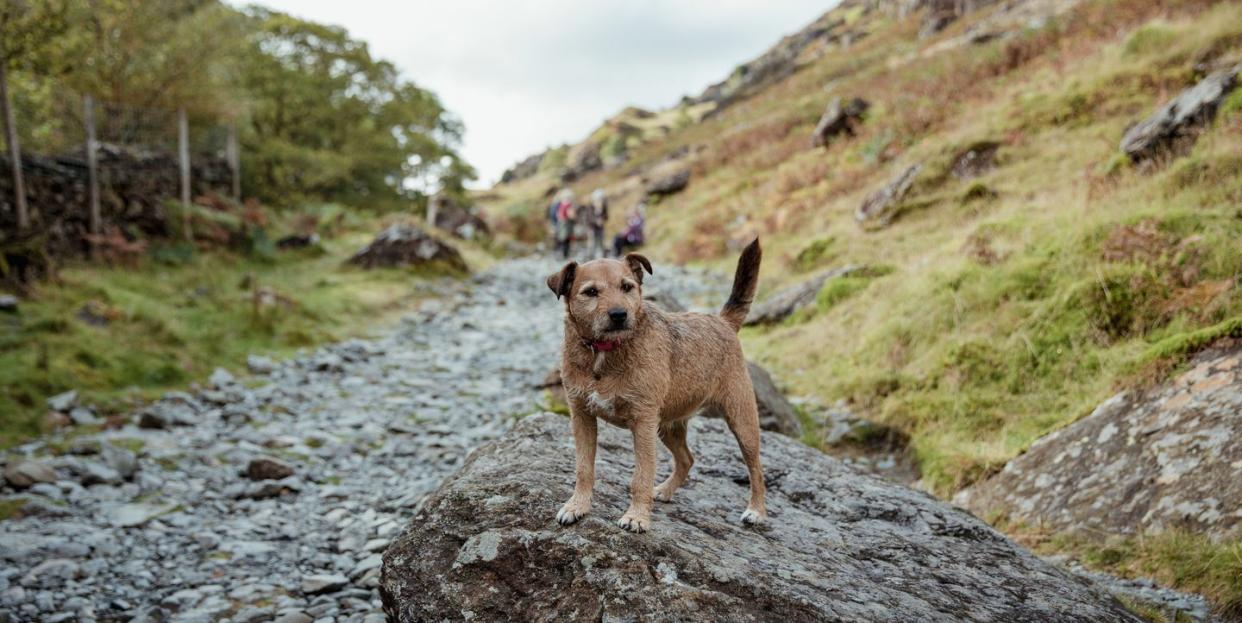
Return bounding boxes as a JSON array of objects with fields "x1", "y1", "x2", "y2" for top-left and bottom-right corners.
[
  {"x1": 958, "y1": 340, "x2": 1242, "y2": 537},
  {"x1": 381, "y1": 413, "x2": 1141, "y2": 623}
]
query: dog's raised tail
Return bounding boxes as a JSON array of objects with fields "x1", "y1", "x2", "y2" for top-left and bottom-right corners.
[{"x1": 720, "y1": 238, "x2": 761, "y2": 331}]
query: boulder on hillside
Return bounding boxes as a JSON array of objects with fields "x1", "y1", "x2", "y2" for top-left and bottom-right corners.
[
  {"x1": 561, "y1": 140, "x2": 603, "y2": 182},
  {"x1": 951, "y1": 141, "x2": 1001, "y2": 179},
  {"x1": 347, "y1": 224, "x2": 468, "y2": 272},
  {"x1": 1120, "y1": 66, "x2": 1239, "y2": 163},
  {"x1": 427, "y1": 194, "x2": 490, "y2": 241},
  {"x1": 744, "y1": 265, "x2": 865, "y2": 326},
  {"x1": 381, "y1": 414, "x2": 1142, "y2": 623},
  {"x1": 643, "y1": 162, "x2": 691, "y2": 197},
  {"x1": 855, "y1": 164, "x2": 922, "y2": 227},
  {"x1": 957, "y1": 339, "x2": 1242, "y2": 538},
  {"x1": 810, "y1": 97, "x2": 869, "y2": 148}
]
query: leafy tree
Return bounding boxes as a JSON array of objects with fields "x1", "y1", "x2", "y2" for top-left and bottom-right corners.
[{"x1": 238, "y1": 9, "x2": 472, "y2": 208}]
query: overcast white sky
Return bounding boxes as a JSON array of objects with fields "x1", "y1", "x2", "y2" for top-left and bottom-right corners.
[{"x1": 245, "y1": 1, "x2": 833, "y2": 186}]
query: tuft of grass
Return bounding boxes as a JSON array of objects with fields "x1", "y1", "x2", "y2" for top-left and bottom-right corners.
[{"x1": 1037, "y1": 531, "x2": 1242, "y2": 619}]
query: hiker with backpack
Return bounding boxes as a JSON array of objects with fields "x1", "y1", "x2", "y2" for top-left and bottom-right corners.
[
  {"x1": 612, "y1": 202, "x2": 646, "y2": 257},
  {"x1": 588, "y1": 188, "x2": 609, "y2": 258},
  {"x1": 554, "y1": 190, "x2": 577, "y2": 260}
]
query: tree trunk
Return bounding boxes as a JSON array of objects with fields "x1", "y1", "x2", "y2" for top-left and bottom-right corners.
[{"x1": 0, "y1": 61, "x2": 29, "y2": 232}]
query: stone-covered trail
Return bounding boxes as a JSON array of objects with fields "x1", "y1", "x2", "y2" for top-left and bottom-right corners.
[{"x1": 0, "y1": 256, "x2": 722, "y2": 623}]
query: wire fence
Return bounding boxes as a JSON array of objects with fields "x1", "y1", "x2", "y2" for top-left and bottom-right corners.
[{"x1": 2, "y1": 78, "x2": 242, "y2": 263}]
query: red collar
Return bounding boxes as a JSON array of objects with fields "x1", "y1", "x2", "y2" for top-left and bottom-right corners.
[{"x1": 584, "y1": 339, "x2": 622, "y2": 352}]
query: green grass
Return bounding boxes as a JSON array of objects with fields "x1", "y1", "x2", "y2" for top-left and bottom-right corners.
[
  {"x1": 0, "y1": 222, "x2": 474, "y2": 448},
  {"x1": 1035, "y1": 531, "x2": 1242, "y2": 619}
]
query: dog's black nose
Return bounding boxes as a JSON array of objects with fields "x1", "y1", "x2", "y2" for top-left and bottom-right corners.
[{"x1": 608, "y1": 308, "x2": 628, "y2": 325}]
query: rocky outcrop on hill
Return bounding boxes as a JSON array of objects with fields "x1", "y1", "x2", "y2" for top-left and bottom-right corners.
[
  {"x1": 500, "y1": 151, "x2": 546, "y2": 184},
  {"x1": 951, "y1": 141, "x2": 1001, "y2": 179},
  {"x1": 957, "y1": 340, "x2": 1242, "y2": 537},
  {"x1": 856, "y1": 164, "x2": 922, "y2": 227},
  {"x1": 347, "y1": 224, "x2": 467, "y2": 272},
  {"x1": 1121, "y1": 66, "x2": 1239, "y2": 163},
  {"x1": 811, "y1": 97, "x2": 870, "y2": 148},
  {"x1": 381, "y1": 413, "x2": 1142, "y2": 623},
  {"x1": 691, "y1": 3, "x2": 871, "y2": 112},
  {"x1": 643, "y1": 161, "x2": 691, "y2": 197},
  {"x1": 561, "y1": 140, "x2": 603, "y2": 182},
  {"x1": 744, "y1": 265, "x2": 865, "y2": 326}
]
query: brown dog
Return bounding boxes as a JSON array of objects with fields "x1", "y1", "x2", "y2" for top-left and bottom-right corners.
[{"x1": 546, "y1": 239, "x2": 766, "y2": 532}]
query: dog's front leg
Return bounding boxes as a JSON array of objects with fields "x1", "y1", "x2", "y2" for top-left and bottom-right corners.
[
  {"x1": 556, "y1": 407, "x2": 597, "y2": 525},
  {"x1": 618, "y1": 412, "x2": 659, "y2": 533}
]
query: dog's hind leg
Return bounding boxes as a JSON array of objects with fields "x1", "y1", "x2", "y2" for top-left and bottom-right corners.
[
  {"x1": 721, "y1": 389, "x2": 767, "y2": 525},
  {"x1": 654, "y1": 419, "x2": 693, "y2": 502}
]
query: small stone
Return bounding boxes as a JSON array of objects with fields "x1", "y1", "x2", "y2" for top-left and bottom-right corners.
[
  {"x1": 46, "y1": 390, "x2": 78, "y2": 412},
  {"x1": 235, "y1": 607, "x2": 275, "y2": 623},
  {"x1": 209, "y1": 367, "x2": 235, "y2": 388},
  {"x1": 68, "y1": 407, "x2": 99, "y2": 425},
  {"x1": 0, "y1": 294, "x2": 18, "y2": 313},
  {"x1": 23, "y1": 559, "x2": 80, "y2": 584},
  {"x1": 102, "y1": 444, "x2": 139, "y2": 480},
  {"x1": 3, "y1": 461, "x2": 57, "y2": 489},
  {"x1": 109, "y1": 503, "x2": 175, "y2": 528},
  {"x1": 138, "y1": 410, "x2": 168, "y2": 430},
  {"x1": 77, "y1": 461, "x2": 122, "y2": 486},
  {"x1": 300, "y1": 573, "x2": 348, "y2": 595},
  {"x1": 247, "y1": 355, "x2": 275, "y2": 375},
  {"x1": 350, "y1": 554, "x2": 382, "y2": 579},
  {"x1": 246, "y1": 456, "x2": 295, "y2": 481},
  {"x1": 273, "y1": 613, "x2": 313, "y2": 623}
]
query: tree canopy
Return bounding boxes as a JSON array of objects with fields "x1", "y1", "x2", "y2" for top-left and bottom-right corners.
[{"x1": 4, "y1": 0, "x2": 473, "y2": 209}]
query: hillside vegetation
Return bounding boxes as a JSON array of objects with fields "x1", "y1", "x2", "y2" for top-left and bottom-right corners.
[{"x1": 482, "y1": 0, "x2": 1242, "y2": 610}]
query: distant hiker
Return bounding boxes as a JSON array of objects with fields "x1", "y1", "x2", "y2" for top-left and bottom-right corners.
[
  {"x1": 555, "y1": 190, "x2": 577, "y2": 260},
  {"x1": 546, "y1": 190, "x2": 563, "y2": 251},
  {"x1": 588, "y1": 188, "x2": 609, "y2": 258},
  {"x1": 612, "y1": 202, "x2": 646, "y2": 257}
]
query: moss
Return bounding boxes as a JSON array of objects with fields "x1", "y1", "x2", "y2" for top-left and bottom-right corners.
[
  {"x1": 793, "y1": 237, "x2": 836, "y2": 271},
  {"x1": 0, "y1": 498, "x2": 28, "y2": 521},
  {"x1": 1122, "y1": 23, "x2": 1179, "y2": 57}
]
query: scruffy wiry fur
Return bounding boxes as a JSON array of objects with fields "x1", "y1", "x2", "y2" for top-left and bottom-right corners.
[{"x1": 545, "y1": 239, "x2": 766, "y2": 533}]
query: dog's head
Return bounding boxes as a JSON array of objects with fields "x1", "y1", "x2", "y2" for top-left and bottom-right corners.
[{"x1": 547, "y1": 254, "x2": 652, "y2": 341}]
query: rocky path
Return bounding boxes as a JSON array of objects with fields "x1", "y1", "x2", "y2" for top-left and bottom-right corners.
[{"x1": 0, "y1": 256, "x2": 723, "y2": 623}]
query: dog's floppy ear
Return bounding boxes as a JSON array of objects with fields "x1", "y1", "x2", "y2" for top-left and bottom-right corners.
[
  {"x1": 624, "y1": 253, "x2": 652, "y2": 285},
  {"x1": 546, "y1": 262, "x2": 578, "y2": 300}
]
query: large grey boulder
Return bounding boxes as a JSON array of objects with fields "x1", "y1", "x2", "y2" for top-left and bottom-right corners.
[
  {"x1": 1120, "y1": 66, "x2": 1238, "y2": 162},
  {"x1": 347, "y1": 224, "x2": 468, "y2": 272},
  {"x1": 381, "y1": 414, "x2": 1141, "y2": 623},
  {"x1": 957, "y1": 340, "x2": 1242, "y2": 538},
  {"x1": 643, "y1": 161, "x2": 691, "y2": 197},
  {"x1": 744, "y1": 265, "x2": 864, "y2": 326},
  {"x1": 810, "y1": 97, "x2": 869, "y2": 148}
]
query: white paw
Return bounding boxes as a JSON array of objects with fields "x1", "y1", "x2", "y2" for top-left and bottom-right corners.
[
  {"x1": 617, "y1": 513, "x2": 650, "y2": 533},
  {"x1": 740, "y1": 509, "x2": 765, "y2": 525},
  {"x1": 556, "y1": 501, "x2": 590, "y2": 525},
  {"x1": 653, "y1": 485, "x2": 675, "y2": 503}
]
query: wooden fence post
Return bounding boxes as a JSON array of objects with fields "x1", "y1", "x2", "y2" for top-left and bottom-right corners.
[
  {"x1": 227, "y1": 121, "x2": 240, "y2": 203},
  {"x1": 0, "y1": 62, "x2": 29, "y2": 232},
  {"x1": 84, "y1": 95, "x2": 100, "y2": 237},
  {"x1": 178, "y1": 107, "x2": 191, "y2": 241}
]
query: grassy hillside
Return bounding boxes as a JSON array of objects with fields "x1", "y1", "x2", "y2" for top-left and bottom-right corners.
[
  {"x1": 482, "y1": 0, "x2": 1242, "y2": 610},
  {"x1": 0, "y1": 210, "x2": 486, "y2": 448}
]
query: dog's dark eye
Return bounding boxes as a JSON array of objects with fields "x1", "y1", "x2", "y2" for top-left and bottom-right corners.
[
  {"x1": 620, "y1": 283, "x2": 633, "y2": 293},
  {"x1": 583, "y1": 287, "x2": 599, "y2": 297}
]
